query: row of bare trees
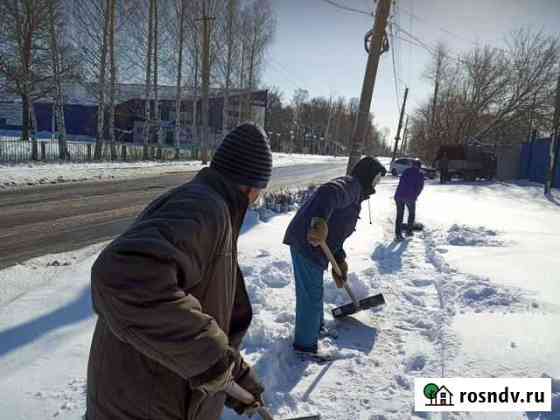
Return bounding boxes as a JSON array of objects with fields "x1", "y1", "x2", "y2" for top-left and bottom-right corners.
[
  {"x1": 265, "y1": 88, "x2": 390, "y2": 156},
  {"x1": 0, "y1": 0, "x2": 80, "y2": 159},
  {"x1": 75, "y1": 0, "x2": 275, "y2": 161},
  {"x1": 0, "y1": 0, "x2": 275, "y2": 161},
  {"x1": 408, "y1": 28, "x2": 560, "y2": 162}
]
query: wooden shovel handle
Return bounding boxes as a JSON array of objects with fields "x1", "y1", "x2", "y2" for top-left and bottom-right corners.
[
  {"x1": 319, "y1": 242, "x2": 344, "y2": 288},
  {"x1": 319, "y1": 242, "x2": 360, "y2": 309}
]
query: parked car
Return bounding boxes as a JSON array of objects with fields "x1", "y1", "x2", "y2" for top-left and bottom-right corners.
[{"x1": 390, "y1": 157, "x2": 436, "y2": 179}]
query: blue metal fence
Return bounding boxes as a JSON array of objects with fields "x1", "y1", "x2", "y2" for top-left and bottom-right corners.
[{"x1": 520, "y1": 137, "x2": 560, "y2": 187}]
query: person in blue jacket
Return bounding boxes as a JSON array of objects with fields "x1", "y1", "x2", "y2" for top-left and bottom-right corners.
[
  {"x1": 394, "y1": 160, "x2": 424, "y2": 240},
  {"x1": 283, "y1": 156, "x2": 386, "y2": 355}
]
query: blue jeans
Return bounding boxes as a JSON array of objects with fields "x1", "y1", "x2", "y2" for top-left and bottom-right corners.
[{"x1": 290, "y1": 247, "x2": 324, "y2": 352}]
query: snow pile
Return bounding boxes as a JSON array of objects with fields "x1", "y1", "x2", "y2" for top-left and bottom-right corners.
[{"x1": 446, "y1": 224, "x2": 504, "y2": 247}]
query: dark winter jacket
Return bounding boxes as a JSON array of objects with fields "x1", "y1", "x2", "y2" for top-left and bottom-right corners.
[
  {"x1": 283, "y1": 176, "x2": 362, "y2": 269},
  {"x1": 86, "y1": 167, "x2": 260, "y2": 420},
  {"x1": 395, "y1": 166, "x2": 424, "y2": 202}
]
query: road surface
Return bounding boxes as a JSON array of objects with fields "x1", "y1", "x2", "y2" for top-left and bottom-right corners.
[{"x1": 0, "y1": 163, "x2": 346, "y2": 269}]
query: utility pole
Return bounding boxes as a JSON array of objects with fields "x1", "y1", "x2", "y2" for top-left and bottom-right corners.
[
  {"x1": 430, "y1": 54, "x2": 442, "y2": 132},
  {"x1": 392, "y1": 87, "x2": 409, "y2": 162},
  {"x1": 197, "y1": 2, "x2": 215, "y2": 165},
  {"x1": 346, "y1": 0, "x2": 392, "y2": 174},
  {"x1": 545, "y1": 70, "x2": 560, "y2": 195},
  {"x1": 400, "y1": 115, "x2": 409, "y2": 155},
  {"x1": 430, "y1": 44, "x2": 445, "y2": 146}
]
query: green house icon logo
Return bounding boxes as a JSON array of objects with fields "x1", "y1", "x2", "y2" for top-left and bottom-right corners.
[{"x1": 424, "y1": 383, "x2": 454, "y2": 407}]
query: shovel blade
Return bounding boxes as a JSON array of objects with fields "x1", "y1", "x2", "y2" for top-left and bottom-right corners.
[
  {"x1": 331, "y1": 293, "x2": 385, "y2": 319},
  {"x1": 283, "y1": 416, "x2": 320, "y2": 420}
]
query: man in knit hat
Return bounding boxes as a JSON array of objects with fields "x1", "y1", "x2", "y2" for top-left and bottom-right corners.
[
  {"x1": 86, "y1": 123, "x2": 272, "y2": 420},
  {"x1": 284, "y1": 156, "x2": 386, "y2": 357}
]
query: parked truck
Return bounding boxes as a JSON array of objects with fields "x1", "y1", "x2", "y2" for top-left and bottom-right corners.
[{"x1": 433, "y1": 143, "x2": 497, "y2": 182}]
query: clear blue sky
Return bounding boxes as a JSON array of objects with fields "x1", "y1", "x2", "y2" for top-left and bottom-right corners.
[{"x1": 262, "y1": 0, "x2": 560, "y2": 142}]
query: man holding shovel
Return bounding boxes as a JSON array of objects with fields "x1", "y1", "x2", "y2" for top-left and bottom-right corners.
[
  {"x1": 86, "y1": 124, "x2": 271, "y2": 420},
  {"x1": 283, "y1": 156, "x2": 386, "y2": 358}
]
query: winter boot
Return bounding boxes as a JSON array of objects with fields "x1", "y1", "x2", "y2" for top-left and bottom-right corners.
[{"x1": 293, "y1": 344, "x2": 336, "y2": 363}]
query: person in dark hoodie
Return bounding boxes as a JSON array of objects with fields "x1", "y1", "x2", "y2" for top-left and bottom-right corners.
[
  {"x1": 283, "y1": 156, "x2": 386, "y2": 356},
  {"x1": 86, "y1": 123, "x2": 271, "y2": 420},
  {"x1": 394, "y1": 159, "x2": 424, "y2": 240}
]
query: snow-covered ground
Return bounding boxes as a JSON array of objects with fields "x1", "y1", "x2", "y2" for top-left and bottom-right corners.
[
  {"x1": 0, "y1": 153, "x2": 348, "y2": 190},
  {"x1": 0, "y1": 176, "x2": 558, "y2": 419}
]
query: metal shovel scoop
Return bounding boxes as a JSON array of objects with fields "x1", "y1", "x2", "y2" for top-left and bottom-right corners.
[{"x1": 319, "y1": 242, "x2": 385, "y2": 319}]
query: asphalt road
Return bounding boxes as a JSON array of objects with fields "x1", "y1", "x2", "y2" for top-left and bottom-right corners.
[{"x1": 0, "y1": 163, "x2": 347, "y2": 269}]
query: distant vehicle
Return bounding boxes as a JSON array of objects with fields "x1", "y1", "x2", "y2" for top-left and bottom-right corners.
[
  {"x1": 390, "y1": 157, "x2": 436, "y2": 179},
  {"x1": 433, "y1": 144, "x2": 496, "y2": 181}
]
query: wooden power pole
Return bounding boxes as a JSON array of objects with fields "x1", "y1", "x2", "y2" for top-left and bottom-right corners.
[
  {"x1": 545, "y1": 70, "x2": 560, "y2": 195},
  {"x1": 400, "y1": 115, "x2": 409, "y2": 155},
  {"x1": 346, "y1": 0, "x2": 392, "y2": 174},
  {"x1": 391, "y1": 86, "x2": 409, "y2": 162}
]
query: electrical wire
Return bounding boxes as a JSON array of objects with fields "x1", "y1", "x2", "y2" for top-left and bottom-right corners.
[
  {"x1": 318, "y1": 0, "x2": 373, "y2": 17},
  {"x1": 397, "y1": 4, "x2": 480, "y2": 48},
  {"x1": 389, "y1": 23, "x2": 402, "y2": 114},
  {"x1": 406, "y1": 0, "x2": 414, "y2": 87}
]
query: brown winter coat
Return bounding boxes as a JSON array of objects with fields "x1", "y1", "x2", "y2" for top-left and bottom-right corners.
[{"x1": 86, "y1": 167, "x2": 260, "y2": 420}]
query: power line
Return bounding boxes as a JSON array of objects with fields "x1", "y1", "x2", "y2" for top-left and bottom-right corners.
[
  {"x1": 406, "y1": 0, "x2": 414, "y2": 87},
  {"x1": 267, "y1": 61, "x2": 306, "y2": 92},
  {"x1": 389, "y1": 23, "x2": 402, "y2": 114},
  {"x1": 318, "y1": 0, "x2": 373, "y2": 17},
  {"x1": 394, "y1": 0, "x2": 404, "y2": 90},
  {"x1": 397, "y1": 5, "x2": 478, "y2": 46}
]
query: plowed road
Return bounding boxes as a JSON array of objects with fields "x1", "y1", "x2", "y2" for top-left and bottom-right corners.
[{"x1": 0, "y1": 163, "x2": 346, "y2": 269}]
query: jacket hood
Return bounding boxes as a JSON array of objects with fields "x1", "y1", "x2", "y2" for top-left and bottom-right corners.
[{"x1": 351, "y1": 156, "x2": 387, "y2": 198}]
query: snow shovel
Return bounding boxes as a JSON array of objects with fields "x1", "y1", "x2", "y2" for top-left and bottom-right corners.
[
  {"x1": 318, "y1": 242, "x2": 385, "y2": 319},
  {"x1": 225, "y1": 382, "x2": 320, "y2": 420}
]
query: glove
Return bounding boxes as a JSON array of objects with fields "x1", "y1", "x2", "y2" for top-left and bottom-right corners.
[
  {"x1": 332, "y1": 259, "x2": 348, "y2": 287},
  {"x1": 307, "y1": 217, "x2": 328, "y2": 247},
  {"x1": 190, "y1": 349, "x2": 236, "y2": 396},
  {"x1": 225, "y1": 366, "x2": 265, "y2": 416}
]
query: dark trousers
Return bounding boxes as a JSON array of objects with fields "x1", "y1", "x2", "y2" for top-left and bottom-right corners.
[
  {"x1": 395, "y1": 198, "x2": 416, "y2": 236},
  {"x1": 440, "y1": 168, "x2": 449, "y2": 184}
]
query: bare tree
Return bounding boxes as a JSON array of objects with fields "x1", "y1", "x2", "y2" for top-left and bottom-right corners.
[
  {"x1": 143, "y1": 0, "x2": 154, "y2": 159},
  {"x1": 174, "y1": 0, "x2": 187, "y2": 155},
  {"x1": 0, "y1": 0, "x2": 52, "y2": 158},
  {"x1": 108, "y1": 0, "x2": 118, "y2": 159},
  {"x1": 239, "y1": 0, "x2": 275, "y2": 121},
  {"x1": 47, "y1": 0, "x2": 68, "y2": 159},
  {"x1": 153, "y1": 0, "x2": 161, "y2": 155},
  {"x1": 218, "y1": 0, "x2": 239, "y2": 135},
  {"x1": 94, "y1": 0, "x2": 110, "y2": 160},
  {"x1": 409, "y1": 28, "x2": 560, "y2": 161}
]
